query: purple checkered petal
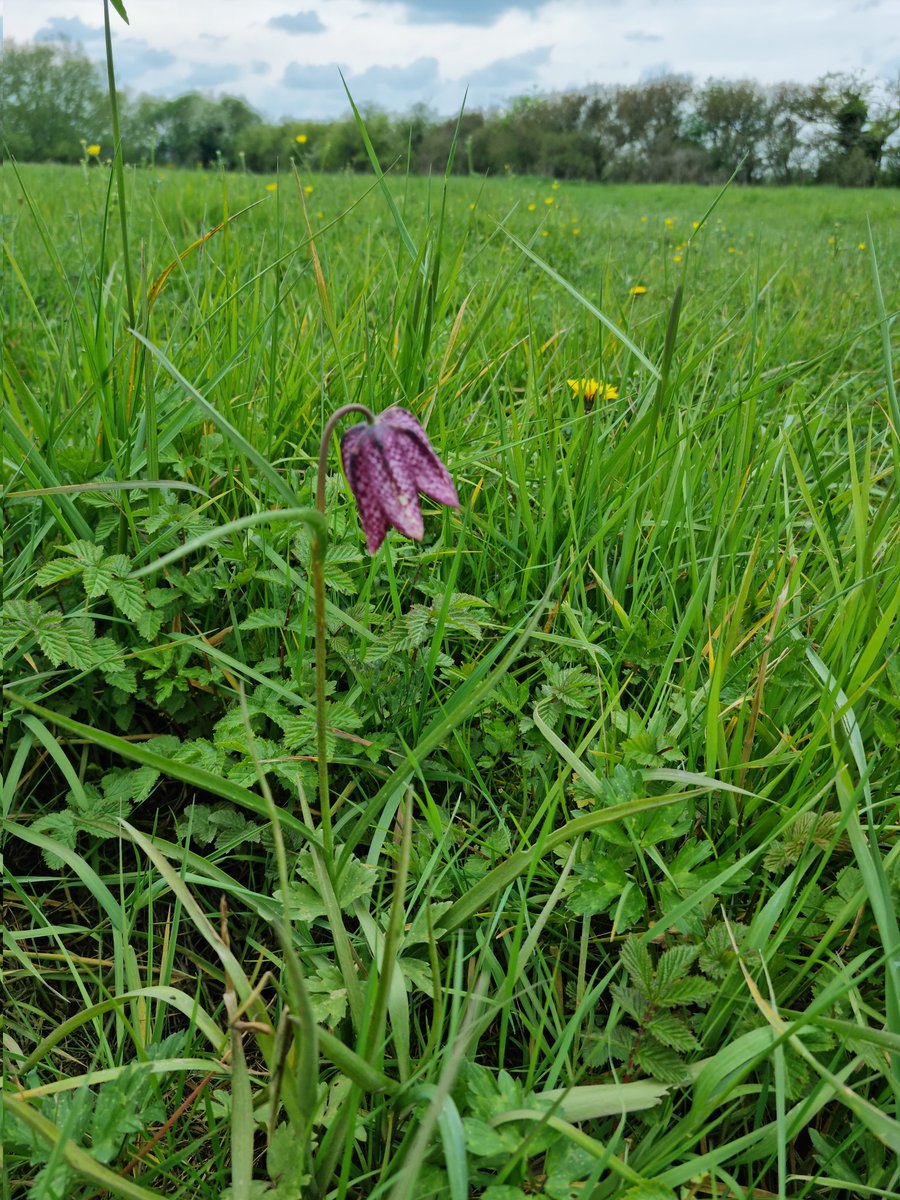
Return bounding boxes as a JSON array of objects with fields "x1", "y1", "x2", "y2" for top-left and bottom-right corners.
[
  {"x1": 340, "y1": 407, "x2": 458, "y2": 555},
  {"x1": 380, "y1": 408, "x2": 460, "y2": 509}
]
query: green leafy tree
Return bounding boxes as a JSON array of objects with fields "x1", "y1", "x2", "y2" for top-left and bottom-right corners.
[
  {"x1": 153, "y1": 92, "x2": 263, "y2": 168},
  {"x1": 760, "y1": 82, "x2": 816, "y2": 182},
  {"x1": 813, "y1": 73, "x2": 900, "y2": 185},
  {"x1": 606, "y1": 75, "x2": 705, "y2": 182},
  {"x1": 1, "y1": 39, "x2": 108, "y2": 162},
  {"x1": 693, "y1": 78, "x2": 770, "y2": 182}
]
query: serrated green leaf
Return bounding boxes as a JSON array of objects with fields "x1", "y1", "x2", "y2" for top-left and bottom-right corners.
[
  {"x1": 267, "y1": 1121, "x2": 311, "y2": 1195},
  {"x1": 63, "y1": 617, "x2": 98, "y2": 667},
  {"x1": 102, "y1": 765, "x2": 160, "y2": 807},
  {"x1": 306, "y1": 962, "x2": 349, "y2": 1025},
  {"x1": 136, "y1": 608, "x2": 165, "y2": 639},
  {"x1": 89, "y1": 1065, "x2": 160, "y2": 1163},
  {"x1": 68, "y1": 539, "x2": 105, "y2": 565},
  {"x1": 239, "y1": 608, "x2": 287, "y2": 630},
  {"x1": 621, "y1": 731, "x2": 660, "y2": 763},
  {"x1": 656, "y1": 976, "x2": 718, "y2": 1008},
  {"x1": 104, "y1": 554, "x2": 133, "y2": 577},
  {"x1": 31, "y1": 812, "x2": 78, "y2": 868},
  {"x1": 647, "y1": 1011, "x2": 701, "y2": 1053},
  {"x1": 174, "y1": 740, "x2": 225, "y2": 774},
  {"x1": 108, "y1": 576, "x2": 146, "y2": 620},
  {"x1": 655, "y1": 944, "x2": 700, "y2": 993},
  {"x1": 35, "y1": 558, "x2": 84, "y2": 587},
  {"x1": 82, "y1": 557, "x2": 116, "y2": 599},
  {"x1": 34, "y1": 613, "x2": 69, "y2": 665},
  {"x1": 103, "y1": 667, "x2": 139, "y2": 695},
  {"x1": 634, "y1": 1038, "x2": 689, "y2": 1084},
  {"x1": 619, "y1": 936, "x2": 654, "y2": 993},
  {"x1": 611, "y1": 983, "x2": 650, "y2": 1023}
]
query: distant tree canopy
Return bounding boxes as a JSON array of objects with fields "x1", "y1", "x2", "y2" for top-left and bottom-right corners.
[{"x1": 2, "y1": 39, "x2": 898, "y2": 185}]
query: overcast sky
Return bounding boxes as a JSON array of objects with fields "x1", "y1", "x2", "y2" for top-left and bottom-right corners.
[{"x1": 6, "y1": 0, "x2": 899, "y2": 120}]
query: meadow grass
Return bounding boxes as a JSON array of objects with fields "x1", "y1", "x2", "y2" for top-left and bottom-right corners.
[{"x1": 2, "y1": 155, "x2": 899, "y2": 1200}]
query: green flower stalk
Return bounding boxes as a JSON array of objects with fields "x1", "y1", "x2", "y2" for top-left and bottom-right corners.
[{"x1": 312, "y1": 405, "x2": 458, "y2": 858}]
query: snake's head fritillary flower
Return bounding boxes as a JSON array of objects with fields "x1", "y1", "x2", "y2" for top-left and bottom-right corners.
[{"x1": 340, "y1": 407, "x2": 459, "y2": 554}]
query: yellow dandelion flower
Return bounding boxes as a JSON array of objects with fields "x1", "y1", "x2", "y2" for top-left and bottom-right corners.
[
  {"x1": 527, "y1": 202, "x2": 537, "y2": 211},
  {"x1": 664, "y1": 217, "x2": 674, "y2": 227},
  {"x1": 567, "y1": 377, "x2": 619, "y2": 402},
  {"x1": 544, "y1": 196, "x2": 554, "y2": 205},
  {"x1": 266, "y1": 182, "x2": 278, "y2": 192},
  {"x1": 86, "y1": 144, "x2": 101, "y2": 156},
  {"x1": 727, "y1": 246, "x2": 735, "y2": 254},
  {"x1": 304, "y1": 184, "x2": 314, "y2": 194},
  {"x1": 295, "y1": 133, "x2": 308, "y2": 144},
  {"x1": 827, "y1": 236, "x2": 836, "y2": 244},
  {"x1": 551, "y1": 181, "x2": 559, "y2": 190},
  {"x1": 629, "y1": 285, "x2": 648, "y2": 296},
  {"x1": 316, "y1": 211, "x2": 325, "y2": 219},
  {"x1": 673, "y1": 255, "x2": 682, "y2": 263},
  {"x1": 572, "y1": 228, "x2": 581, "y2": 236},
  {"x1": 858, "y1": 242, "x2": 866, "y2": 250},
  {"x1": 541, "y1": 230, "x2": 550, "y2": 237},
  {"x1": 640, "y1": 215, "x2": 648, "y2": 223}
]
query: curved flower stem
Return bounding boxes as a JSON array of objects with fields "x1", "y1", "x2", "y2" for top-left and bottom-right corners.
[{"x1": 313, "y1": 403, "x2": 375, "y2": 861}]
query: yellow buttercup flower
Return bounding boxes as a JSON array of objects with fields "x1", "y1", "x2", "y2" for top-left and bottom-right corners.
[
  {"x1": 544, "y1": 196, "x2": 554, "y2": 205},
  {"x1": 572, "y1": 228, "x2": 580, "y2": 236},
  {"x1": 527, "y1": 202, "x2": 537, "y2": 211},
  {"x1": 295, "y1": 133, "x2": 308, "y2": 144},
  {"x1": 304, "y1": 184, "x2": 314, "y2": 194},
  {"x1": 629, "y1": 285, "x2": 648, "y2": 296},
  {"x1": 692, "y1": 220, "x2": 700, "y2": 230},
  {"x1": 86, "y1": 144, "x2": 101, "y2": 156},
  {"x1": 567, "y1": 377, "x2": 619, "y2": 402},
  {"x1": 640, "y1": 215, "x2": 648, "y2": 223},
  {"x1": 664, "y1": 217, "x2": 674, "y2": 227},
  {"x1": 858, "y1": 242, "x2": 866, "y2": 250},
  {"x1": 551, "y1": 181, "x2": 559, "y2": 190}
]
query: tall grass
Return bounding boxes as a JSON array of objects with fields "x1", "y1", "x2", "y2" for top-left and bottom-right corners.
[{"x1": 2, "y1": 133, "x2": 899, "y2": 1199}]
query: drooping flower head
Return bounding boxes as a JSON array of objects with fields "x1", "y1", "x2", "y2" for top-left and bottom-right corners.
[{"x1": 340, "y1": 407, "x2": 459, "y2": 554}]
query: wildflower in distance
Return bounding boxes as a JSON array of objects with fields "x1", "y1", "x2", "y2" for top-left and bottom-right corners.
[
  {"x1": 340, "y1": 407, "x2": 459, "y2": 554},
  {"x1": 567, "y1": 378, "x2": 619, "y2": 403}
]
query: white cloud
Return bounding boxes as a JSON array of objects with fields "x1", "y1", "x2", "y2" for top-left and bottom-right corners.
[
  {"x1": 8, "y1": 0, "x2": 900, "y2": 119},
  {"x1": 267, "y1": 10, "x2": 327, "y2": 33}
]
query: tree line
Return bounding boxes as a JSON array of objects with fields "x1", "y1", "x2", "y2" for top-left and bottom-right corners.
[{"x1": 2, "y1": 39, "x2": 899, "y2": 185}]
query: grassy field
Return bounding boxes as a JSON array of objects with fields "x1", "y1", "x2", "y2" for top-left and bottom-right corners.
[{"x1": 2, "y1": 154, "x2": 899, "y2": 1200}]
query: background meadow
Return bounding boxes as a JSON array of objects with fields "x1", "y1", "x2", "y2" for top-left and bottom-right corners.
[{"x1": 2, "y1": 148, "x2": 900, "y2": 1200}]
